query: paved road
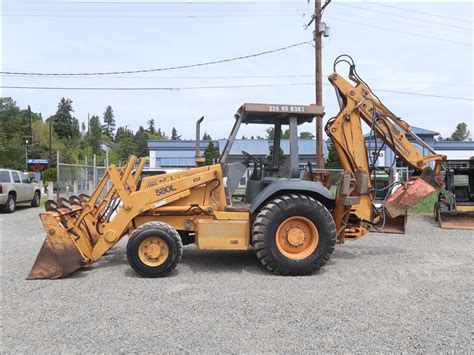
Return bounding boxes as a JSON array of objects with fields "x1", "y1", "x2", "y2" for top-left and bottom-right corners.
[{"x1": 1, "y1": 207, "x2": 472, "y2": 353}]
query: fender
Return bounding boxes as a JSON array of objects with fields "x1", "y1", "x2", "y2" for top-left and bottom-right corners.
[{"x1": 249, "y1": 179, "x2": 335, "y2": 214}]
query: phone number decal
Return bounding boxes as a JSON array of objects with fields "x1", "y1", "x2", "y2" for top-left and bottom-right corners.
[{"x1": 268, "y1": 105, "x2": 305, "y2": 113}]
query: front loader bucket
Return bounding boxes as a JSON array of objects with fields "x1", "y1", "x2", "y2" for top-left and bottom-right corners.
[
  {"x1": 27, "y1": 213, "x2": 85, "y2": 279},
  {"x1": 438, "y1": 210, "x2": 474, "y2": 230},
  {"x1": 385, "y1": 169, "x2": 439, "y2": 218}
]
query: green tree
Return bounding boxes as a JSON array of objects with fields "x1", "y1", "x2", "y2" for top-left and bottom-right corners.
[
  {"x1": 204, "y1": 141, "x2": 219, "y2": 165},
  {"x1": 102, "y1": 105, "x2": 116, "y2": 138},
  {"x1": 51, "y1": 98, "x2": 76, "y2": 141},
  {"x1": 325, "y1": 145, "x2": 343, "y2": 169},
  {"x1": 450, "y1": 122, "x2": 470, "y2": 141},
  {"x1": 299, "y1": 131, "x2": 315, "y2": 139},
  {"x1": 134, "y1": 126, "x2": 149, "y2": 157},
  {"x1": 116, "y1": 128, "x2": 137, "y2": 162},
  {"x1": 267, "y1": 145, "x2": 286, "y2": 165},
  {"x1": 147, "y1": 119, "x2": 156, "y2": 135},
  {"x1": 265, "y1": 127, "x2": 290, "y2": 139},
  {"x1": 171, "y1": 127, "x2": 182, "y2": 140},
  {"x1": 202, "y1": 132, "x2": 212, "y2": 140},
  {"x1": 89, "y1": 115, "x2": 103, "y2": 155}
]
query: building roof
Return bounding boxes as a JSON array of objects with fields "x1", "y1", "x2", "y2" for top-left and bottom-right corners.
[
  {"x1": 147, "y1": 140, "x2": 215, "y2": 150},
  {"x1": 217, "y1": 139, "x2": 270, "y2": 156},
  {"x1": 364, "y1": 125, "x2": 439, "y2": 139},
  {"x1": 433, "y1": 140, "x2": 474, "y2": 150}
]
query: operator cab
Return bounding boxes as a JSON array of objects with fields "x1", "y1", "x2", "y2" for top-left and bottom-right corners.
[{"x1": 220, "y1": 103, "x2": 324, "y2": 204}]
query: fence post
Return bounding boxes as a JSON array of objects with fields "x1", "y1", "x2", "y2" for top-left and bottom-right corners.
[
  {"x1": 56, "y1": 150, "x2": 60, "y2": 200},
  {"x1": 47, "y1": 181, "x2": 54, "y2": 200},
  {"x1": 85, "y1": 156, "x2": 88, "y2": 193},
  {"x1": 73, "y1": 180, "x2": 78, "y2": 195},
  {"x1": 93, "y1": 154, "x2": 97, "y2": 188},
  {"x1": 88, "y1": 180, "x2": 94, "y2": 195}
]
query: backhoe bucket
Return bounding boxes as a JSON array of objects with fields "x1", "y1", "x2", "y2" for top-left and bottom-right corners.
[
  {"x1": 27, "y1": 213, "x2": 85, "y2": 279},
  {"x1": 385, "y1": 169, "x2": 439, "y2": 218},
  {"x1": 438, "y1": 210, "x2": 474, "y2": 230},
  {"x1": 380, "y1": 212, "x2": 407, "y2": 234}
]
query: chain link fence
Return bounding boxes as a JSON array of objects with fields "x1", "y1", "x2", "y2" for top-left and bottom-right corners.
[{"x1": 56, "y1": 152, "x2": 108, "y2": 198}]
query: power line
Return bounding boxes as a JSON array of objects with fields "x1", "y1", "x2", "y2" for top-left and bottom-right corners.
[
  {"x1": 332, "y1": 2, "x2": 474, "y2": 32},
  {"x1": 2, "y1": 83, "x2": 473, "y2": 101},
  {"x1": 3, "y1": 12, "x2": 310, "y2": 18},
  {"x1": 331, "y1": 9, "x2": 470, "y2": 35},
  {"x1": 5, "y1": 73, "x2": 473, "y2": 88},
  {"x1": 370, "y1": 2, "x2": 474, "y2": 24},
  {"x1": 327, "y1": 16, "x2": 473, "y2": 47},
  {"x1": 0, "y1": 42, "x2": 310, "y2": 76}
]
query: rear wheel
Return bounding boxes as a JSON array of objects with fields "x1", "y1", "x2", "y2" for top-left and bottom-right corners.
[
  {"x1": 31, "y1": 191, "x2": 41, "y2": 207},
  {"x1": 2, "y1": 194, "x2": 16, "y2": 213},
  {"x1": 127, "y1": 222, "x2": 183, "y2": 277},
  {"x1": 252, "y1": 194, "x2": 336, "y2": 276}
]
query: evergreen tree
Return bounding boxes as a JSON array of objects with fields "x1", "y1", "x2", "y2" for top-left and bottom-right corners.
[
  {"x1": 325, "y1": 145, "x2": 343, "y2": 169},
  {"x1": 102, "y1": 105, "x2": 116, "y2": 138},
  {"x1": 450, "y1": 122, "x2": 470, "y2": 141},
  {"x1": 116, "y1": 128, "x2": 137, "y2": 161},
  {"x1": 52, "y1": 98, "x2": 76, "y2": 141},
  {"x1": 89, "y1": 115, "x2": 103, "y2": 155},
  {"x1": 171, "y1": 127, "x2": 182, "y2": 140},
  {"x1": 202, "y1": 132, "x2": 211, "y2": 140},
  {"x1": 204, "y1": 141, "x2": 219, "y2": 165},
  {"x1": 147, "y1": 119, "x2": 156, "y2": 135},
  {"x1": 134, "y1": 126, "x2": 149, "y2": 157}
]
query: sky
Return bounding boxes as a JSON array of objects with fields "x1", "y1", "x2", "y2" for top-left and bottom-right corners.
[{"x1": 1, "y1": 0, "x2": 473, "y2": 141}]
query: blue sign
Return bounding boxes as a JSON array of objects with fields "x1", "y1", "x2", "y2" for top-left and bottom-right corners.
[{"x1": 27, "y1": 159, "x2": 49, "y2": 164}]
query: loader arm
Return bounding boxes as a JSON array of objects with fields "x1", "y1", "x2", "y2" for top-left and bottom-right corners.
[
  {"x1": 326, "y1": 58, "x2": 445, "y2": 241},
  {"x1": 28, "y1": 157, "x2": 225, "y2": 279}
]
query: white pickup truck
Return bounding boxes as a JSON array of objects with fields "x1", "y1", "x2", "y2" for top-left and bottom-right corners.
[{"x1": 0, "y1": 169, "x2": 41, "y2": 213}]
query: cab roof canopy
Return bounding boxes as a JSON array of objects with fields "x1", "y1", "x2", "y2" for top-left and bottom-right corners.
[{"x1": 237, "y1": 103, "x2": 324, "y2": 125}]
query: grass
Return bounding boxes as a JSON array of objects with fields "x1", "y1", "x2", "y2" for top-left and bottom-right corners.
[{"x1": 408, "y1": 193, "x2": 437, "y2": 214}]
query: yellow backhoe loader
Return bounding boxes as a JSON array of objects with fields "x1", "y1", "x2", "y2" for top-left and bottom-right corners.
[{"x1": 28, "y1": 56, "x2": 446, "y2": 279}]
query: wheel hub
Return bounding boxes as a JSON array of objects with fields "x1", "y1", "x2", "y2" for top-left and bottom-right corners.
[
  {"x1": 286, "y1": 226, "x2": 305, "y2": 247},
  {"x1": 138, "y1": 236, "x2": 169, "y2": 267},
  {"x1": 145, "y1": 243, "x2": 162, "y2": 259},
  {"x1": 276, "y1": 216, "x2": 319, "y2": 260}
]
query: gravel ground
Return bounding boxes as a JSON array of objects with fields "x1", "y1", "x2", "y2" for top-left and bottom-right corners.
[{"x1": 1, "y1": 206, "x2": 473, "y2": 353}]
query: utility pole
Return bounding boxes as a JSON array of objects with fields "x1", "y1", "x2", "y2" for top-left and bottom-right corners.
[
  {"x1": 309, "y1": 0, "x2": 330, "y2": 168},
  {"x1": 48, "y1": 121, "x2": 52, "y2": 167}
]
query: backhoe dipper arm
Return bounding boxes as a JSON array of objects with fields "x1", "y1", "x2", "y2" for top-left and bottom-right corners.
[
  {"x1": 327, "y1": 72, "x2": 445, "y2": 177},
  {"x1": 326, "y1": 64, "x2": 445, "y2": 240}
]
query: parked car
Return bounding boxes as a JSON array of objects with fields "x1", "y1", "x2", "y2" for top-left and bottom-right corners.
[{"x1": 0, "y1": 169, "x2": 41, "y2": 213}]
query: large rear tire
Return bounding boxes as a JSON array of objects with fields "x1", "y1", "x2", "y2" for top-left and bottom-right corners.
[
  {"x1": 252, "y1": 194, "x2": 336, "y2": 276},
  {"x1": 127, "y1": 222, "x2": 183, "y2": 277}
]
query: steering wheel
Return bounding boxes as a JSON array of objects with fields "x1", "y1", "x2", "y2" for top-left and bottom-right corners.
[{"x1": 241, "y1": 150, "x2": 259, "y2": 163}]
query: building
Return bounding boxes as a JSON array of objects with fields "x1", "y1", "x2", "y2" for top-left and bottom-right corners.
[
  {"x1": 333, "y1": 126, "x2": 474, "y2": 170},
  {"x1": 148, "y1": 139, "x2": 329, "y2": 169},
  {"x1": 148, "y1": 126, "x2": 473, "y2": 170}
]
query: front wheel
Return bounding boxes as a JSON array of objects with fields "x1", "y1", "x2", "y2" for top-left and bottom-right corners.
[
  {"x1": 127, "y1": 222, "x2": 183, "y2": 277},
  {"x1": 252, "y1": 194, "x2": 336, "y2": 276}
]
